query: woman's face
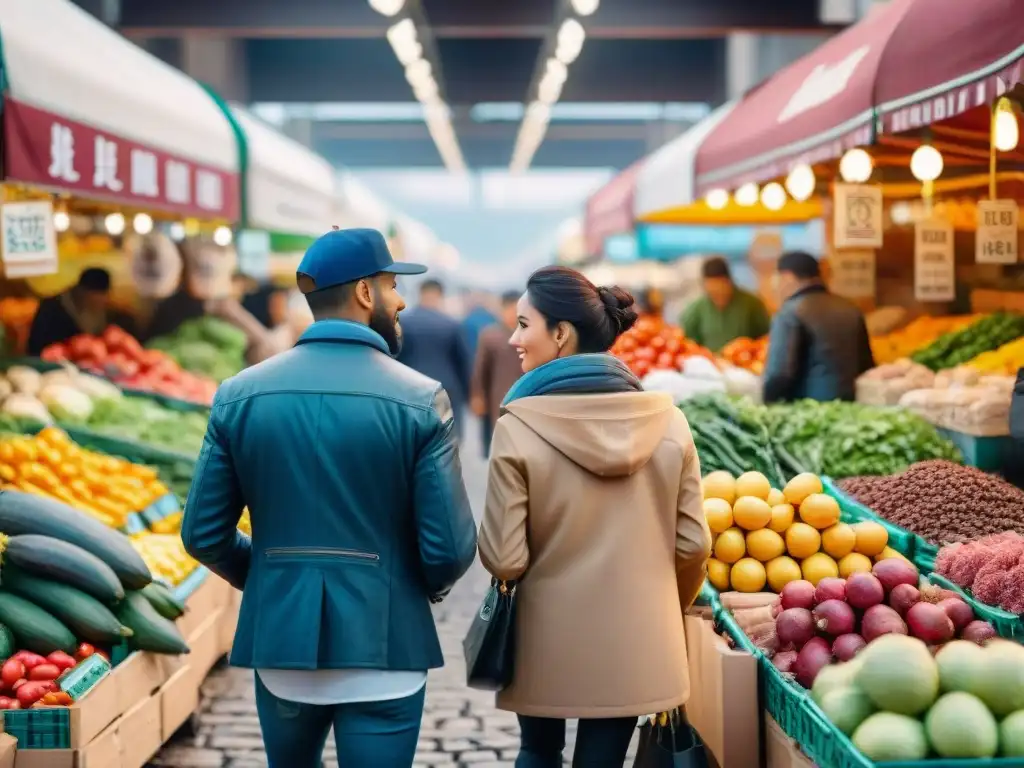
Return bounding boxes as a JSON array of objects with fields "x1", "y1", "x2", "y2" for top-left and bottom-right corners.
[{"x1": 509, "y1": 292, "x2": 563, "y2": 373}]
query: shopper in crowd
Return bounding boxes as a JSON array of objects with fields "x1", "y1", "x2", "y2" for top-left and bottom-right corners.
[
  {"x1": 762, "y1": 250, "x2": 875, "y2": 404},
  {"x1": 478, "y1": 265, "x2": 712, "y2": 768},
  {"x1": 461, "y1": 290, "x2": 498, "y2": 359},
  {"x1": 397, "y1": 279, "x2": 473, "y2": 438},
  {"x1": 181, "y1": 228, "x2": 477, "y2": 768},
  {"x1": 27, "y1": 267, "x2": 137, "y2": 355},
  {"x1": 639, "y1": 286, "x2": 666, "y2": 319},
  {"x1": 681, "y1": 256, "x2": 771, "y2": 352},
  {"x1": 470, "y1": 290, "x2": 523, "y2": 456}
]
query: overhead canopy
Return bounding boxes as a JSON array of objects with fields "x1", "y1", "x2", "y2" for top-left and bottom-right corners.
[
  {"x1": 0, "y1": 0, "x2": 239, "y2": 220},
  {"x1": 229, "y1": 106, "x2": 336, "y2": 238},
  {"x1": 583, "y1": 162, "x2": 642, "y2": 256},
  {"x1": 695, "y1": 0, "x2": 1023, "y2": 195}
]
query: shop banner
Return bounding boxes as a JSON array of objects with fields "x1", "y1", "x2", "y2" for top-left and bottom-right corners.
[
  {"x1": 4, "y1": 100, "x2": 240, "y2": 222},
  {"x1": 976, "y1": 199, "x2": 1019, "y2": 264},
  {"x1": 127, "y1": 232, "x2": 183, "y2": 299},
  {"x1": 830, "y1": 249, "x2": 876, "y2": 299},
  {"x1": 914, "y1": 218, "x2": 955, "y2": 302},
  {"x1": 833, "y1": 184, "x2": 883, "y2": 249},
  {"x1": 1, "y1": 200, "x2": 58, "y2": 278}
]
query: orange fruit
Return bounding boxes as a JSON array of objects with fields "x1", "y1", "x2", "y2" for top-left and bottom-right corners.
[
  {"x1": 768, "y1": 503, "x2": 795, "y2": 533},
  {"x1": 714, "y1": 527, "x2": 746, "y2": 564},
  {"x1": 703, "y1": 498, "x2": 734, "y2": 534},
  {"x1": 821, "y1": 523, "x2": 856, "y2": 558},
  {"x1": 733, "y1": 496, "x2": 772, "y2": 530},
  {"x1": 785, "y1": 522, "x2": 821, "y2": 559},
  {"x1": 838, "y1": 552, "x2": 873, "y2": 578},
  {"x1": 731, "y1": 558, "x2": 767, "y2": 593},
  {"x1": 783, "y1": 473, "x2": 823, "y2": 506},
  {"x1": 735, "y1": 472, "x2": 771, "y2": 500},
  {"x1": 798, "y1": 494, "x2": 841, "y2": 530},
  {"x1": 746, "y1": 528, "x2": 786, "y2": 562},
  {"x1": 801, "y1": 552, "x2": 839, "y2": 586},
  {"x1": 853, "y1": 522, "x2": 889, "y2": 556}
]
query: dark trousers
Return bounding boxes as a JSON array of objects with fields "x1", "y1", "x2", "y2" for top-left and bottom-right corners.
[
  {"x1": 254, "y1": 673, "x2": 425, "y2": 768},
  {"x1": 516, "y1": 714, "x2": 637, "y2": 768},
  {"x1": 481, "y1": 418, "x2": 494, "y2": 457}
]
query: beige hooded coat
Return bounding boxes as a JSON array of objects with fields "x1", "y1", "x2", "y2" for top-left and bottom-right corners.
[{"x1": 478, "y1": 391, "x2": 712, "y2": 719}]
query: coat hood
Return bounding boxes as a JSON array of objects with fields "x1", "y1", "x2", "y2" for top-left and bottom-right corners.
[{"x1": 504, "y1": 391, "x2": 677, "y2": 477}]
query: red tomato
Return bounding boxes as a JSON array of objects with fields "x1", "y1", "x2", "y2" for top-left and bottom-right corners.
[
  {"x1": 11, "y1": 680, "x2": 26, "y2": 692},
  {"x1": 41, "y1": 344, "x2": 69, "y2": 363},
  {"x1": 46, "y1": 652, "x2": 76, "y2": 672},
  {"x1": 28, "y1": 664, "x2": 61, "y2": 682},
  {"x1": 13, "y1": 652, "x2": 46, "y2": 671},
  {"x1": 633, "y1": 360, "x2": 651, "y2": 378},
  {"x1": 633, "y1": 346, "x2": 656, "y2": 363},
  {"x1": 0, "y1": 697, "x2": 17, "y2": 710},
  {"x1": 74, "y1": 644, "x2": 96, "y2": 662},
  {"x1": 655, "y1": 353, "x2": 676, "y2": 370},
  {"x1": 649, "y1": 335, "x2": 666, "y2": 351},
  {"x1": 664, "y1": 337, "x2": 682, "y2": 355},
  {"x1": 0, "y1": 659, "x2": 24, "y2": 689},
  {"x1": 674, "y1": 353, "x2": 688, "y2": 369}
]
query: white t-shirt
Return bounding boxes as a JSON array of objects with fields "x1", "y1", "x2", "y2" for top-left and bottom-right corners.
[{"x1": 257, "y1": 669, "x2": 426, "y2": 705}]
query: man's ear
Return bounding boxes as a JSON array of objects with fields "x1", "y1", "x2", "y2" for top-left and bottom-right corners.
[{"x1": 354, "y1": 279, "x2": 374, "y2": 311}]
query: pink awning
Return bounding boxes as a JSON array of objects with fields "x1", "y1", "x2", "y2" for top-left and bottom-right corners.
[
  {"x1": 583, "y1": 162, "x2": 642, "y2": 256},
  {"x1": 695, "y1": 0, "x2": 1024, "y2": 195}
]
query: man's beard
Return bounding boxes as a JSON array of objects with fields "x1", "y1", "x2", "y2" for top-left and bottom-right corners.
[{"x1": 370, "y1": 305, "x2": 402, "y2": 356}]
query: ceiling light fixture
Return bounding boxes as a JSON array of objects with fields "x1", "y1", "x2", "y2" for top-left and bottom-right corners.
[
  {"x1": 570, "y1": 0, "x2": 600, "y2": 16},
  {"x1": 555, "y1": 18, "x2": 586, "y2": 64},
  {"x1": 368, "y1": 0, "x2": 406, "y2": 17}
]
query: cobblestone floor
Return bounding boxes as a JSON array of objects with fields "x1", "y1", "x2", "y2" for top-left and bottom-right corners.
[{"x1": 150, "y1": 428, "x2": 639, "y2": 767}]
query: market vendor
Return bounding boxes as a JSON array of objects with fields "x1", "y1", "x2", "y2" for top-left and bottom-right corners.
[
  {"x1": 27, "y1": 267, "x2": 137, "y2": 356},
  {"x1": 762, "y1": 251, "x2": 874, "y2": 404},
  {"x1": 680, "y1": 257, "x2": 770, "y2": 352}
]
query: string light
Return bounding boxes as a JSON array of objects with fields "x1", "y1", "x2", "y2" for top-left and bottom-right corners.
[
  {"x1": 704, "y1": 189, "x2": 729, "y2": 210},
  {"x1": 838, "y1": 148, "x2": 873, "y2": 183}
]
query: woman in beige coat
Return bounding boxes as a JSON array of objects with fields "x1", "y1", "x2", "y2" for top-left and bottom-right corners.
[{"x1": 478, "y1": 266, "x2": 712, "y2": 768}]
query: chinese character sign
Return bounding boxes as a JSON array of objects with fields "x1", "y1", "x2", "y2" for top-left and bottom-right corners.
[
  {"x1": 1, "y1": 201, "x2": 58, "y2": 278},
  {"x1": 914, "y1": 219, "x2": 955, "y2": 302},
  {"x1": 976, "y1": 200, "x2": 1019, "y2": 265}
]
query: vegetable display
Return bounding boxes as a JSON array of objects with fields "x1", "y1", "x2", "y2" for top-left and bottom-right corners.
[
  {"x1": 870, "y1": 315, "x2": 977, "y2": 365},
  {"x1": 910, "y1": 312, "x2": 1024, "y2": 372},
  {"x1": 967, "y1": 335, "x2": 1024, "y2": 375},
  {"x1": 609, "y1": 316, "x2": 712, "y2": 379},
  {"x1": 83, "y1": 397, "x2": 208, "y2": 457},
  {"x1": 934, "y1": 532, "x2": 1024, "y2": 614},
  {"x1": 719, "y1": 336, "x2": 767, "y2": 374},
  {"x1": 132, "y1": 534, "x2": 199, "y2": 587},
  {"x1": 147, "y1": 317, "x2": 248, "y2": 383}
]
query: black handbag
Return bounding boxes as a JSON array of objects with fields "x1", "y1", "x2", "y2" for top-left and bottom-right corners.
[
  {"x1": 462, "y1": 578, "x2": 517, "y2": 691},
  {"x1": 633, "y1": 710, "x2": 710, "y2": 768}
]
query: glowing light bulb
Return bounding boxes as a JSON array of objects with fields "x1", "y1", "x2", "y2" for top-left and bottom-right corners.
[
  {"x1": 994, "y1": 107, "x2": 1020, "y2": 152},
  {"x1": 704, "y1": 189, "x2": 729, "y2": 210},
  {"x1": 734, "y1": 182, "x2": 759, "y2": 207},
  {"x1": 760, "y1": 182, "x2": 787, "y2": 211},
  {"x1": 53, "y1": 212, "x2": 70, "y2": 233},
  {"x1": 839, "y1": 148, "x2": 873, "y2": 183},
  {"x1": 133, "y1": 213, "x2": 154, "y2": 235},
  {"x1": 213, "y1": 226, "x2": 233, "y2": 247},
  {"x1": 785, "y1": 164, "x2": 816, "y2": 202},
  {"x1": 104, "y1": 213, "x2": 125, "y2": 236},
  {"x1": 910, "y1": 145, "x2": 943, "y2": 182}
]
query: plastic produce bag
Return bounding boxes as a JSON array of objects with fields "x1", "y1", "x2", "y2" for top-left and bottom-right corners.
[{"x1": 642, "y1": 371, "x2": 726, "y2": 404}]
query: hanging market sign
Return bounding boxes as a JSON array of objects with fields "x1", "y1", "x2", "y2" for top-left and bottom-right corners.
[
  {"x1": 833, "y1": 184, "x2": 883, "y2": 249},
  {"x1": 3, "y1": 100, "x2": 240, "y2": 221},
  {"x1": 1, "y1": 200, "x2": 58, "y2": 278},
  {"x1": 914, "y1": 218, "x2": 955, "y2": 302},
  {"x1": 976, "y1": 199, "x2": 1019, "y2": 265},
  {"x1": 830, "y1": 249, "x2": 875, "y2": 299}
]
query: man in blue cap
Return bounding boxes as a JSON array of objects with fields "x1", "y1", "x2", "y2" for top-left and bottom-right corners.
[{"x1": 181, "y1": 228, "x2": 478, "y2": 767}]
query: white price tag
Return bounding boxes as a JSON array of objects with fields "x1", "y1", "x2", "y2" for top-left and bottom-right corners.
[
  {"x1": 833, "y1": 184, "x2": 883, "y2": 249},
  {"x1": 976, "y1": 200, "x2": 1019, "y2": 264},
  {"x1": 830, "y1": 249, "x2": 875, "y2": 299},
  {"x1": 914, "y1": 218, "x2": 955, "y2": 302},
  {"x1": 1, "y1": 200, "x2": 58, "y2": 278}
]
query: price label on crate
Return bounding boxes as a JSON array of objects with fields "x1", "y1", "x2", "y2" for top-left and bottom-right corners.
[
  {"x1": 976, "y1": 199, "x2": 1019, "y2": 264},
  {"x1": 915, "y1": 218, "x2": 955, "y2": 302},
  {"x1": 830, "y1": 249, "x2": 876, "y2": 299}
]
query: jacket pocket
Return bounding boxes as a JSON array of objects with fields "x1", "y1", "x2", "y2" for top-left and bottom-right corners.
[{"x1": 264, "y1": 547, "x2": 381, "y2": 565}]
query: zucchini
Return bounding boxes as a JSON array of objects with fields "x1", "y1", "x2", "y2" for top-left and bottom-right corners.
[
  {"x1": 0, "y1": 591, "x2": 76, "y2": 654},
  {"x1": 116, "y1": 592, "x2": 189, "y2": 655},
  {"x1": 2, "y1": 534, "x2": 124, "y2": 604},
  {"x1": 0, "y1": 624, "x2": 14, "y2": 659},
  {"x1": 0, "y1": 491, "x2": 151, "y2": 589},
  {"x1": 2, "y1": 568, "x2": 132, "y2": 644},
  {"x1": 141, "y1": 582, "x2": 186, "y2": 620}
]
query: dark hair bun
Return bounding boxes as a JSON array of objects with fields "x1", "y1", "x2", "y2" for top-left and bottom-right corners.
[{"x1": 597, "y1": 285, "x2": 639, "y2": 336}]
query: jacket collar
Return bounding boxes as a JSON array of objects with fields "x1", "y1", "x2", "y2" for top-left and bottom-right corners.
[
  {"x1": 296, "y1": 320, "x2": 391, "y2": 355},
  {"x1": 787, "y1": 282, "x2": 827, "y2": 303},
  {"x1": 502, "y1": 353, "x2": 642, "y2": 407}
]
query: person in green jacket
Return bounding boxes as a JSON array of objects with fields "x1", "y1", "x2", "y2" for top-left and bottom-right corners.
[{"x1": 681, "y1": 256, "x2": 771, "y2": 352}]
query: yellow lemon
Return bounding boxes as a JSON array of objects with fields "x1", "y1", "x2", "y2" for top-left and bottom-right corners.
[
  {"x1": 766, "y1": 556, "x2": 802, "y2": 592},
  {"x1": 784, "y1": 472, "x2": 824, "y2": 506},
  {"x1": 746, "y1": 528, "x2": 786, "y2": 562},
  {"x1": 702, "y1": 471, "x2": 736, "y2": 504},
  {"x1": 714, "y1": 527, "x2": 746, "y2": 564},
  {"x1": 732, "y1": 496, "x2": 773, "y2": 531},
  {"x1": 730, "y1": 558, "x2": 767, "y2": 593},
  {"x1": 785, "y1": 522, "x2": 821, "y2": 559},
  {"x1": 798, "y1": 493, "x2": 841, "y2": 530},
  {"x1": 838, "y1": 552, "x2": 873, "y2": 578},
  {"x1": 821, "y1": 523, "x2": 856, "y2": 558},
  {"x1": 735, "y1": 471, "x2": 771, "y2": 500},
  {"x1": 766, "y1": 488, "x2": 785, "y2": 506},
  {"x1": 707, "y1": 558, "x2": 731, "y2": 591},
  {"x1": 703, "y1": 498, "x2": 734, "y2": 534},
  {"x1": 768, "y1": 503, "x2": 795, "y2": 533},
  {"x1": 801, "y1": 552, "x2": 839, "y2": 586},
  {"x1": 853, "y1": 521, "x2": 889, "y2": 556}
]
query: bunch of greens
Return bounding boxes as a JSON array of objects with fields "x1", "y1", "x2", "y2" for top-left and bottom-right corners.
[
  {"x1": 148, "y1": 317, "x2": 248, "y2": 382},
  {"x1": 84, "y1": 396, "x2": 209, "y2": 456}
]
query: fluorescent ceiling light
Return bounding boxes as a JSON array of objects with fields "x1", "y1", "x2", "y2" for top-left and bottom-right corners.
[
  {"x1": 471, "y1": 102, "x2": 712, "y2": 122},
  {"x1": 368, "y1": 0, "x2": 406, "y2": 16},
  {"x1": 570, "y1": 0, "x2": 600, "y2": 16}
]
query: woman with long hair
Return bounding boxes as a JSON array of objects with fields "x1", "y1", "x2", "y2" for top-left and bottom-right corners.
[{"x1": 478, "y1": 266, "x2": 712, "y2": 767}]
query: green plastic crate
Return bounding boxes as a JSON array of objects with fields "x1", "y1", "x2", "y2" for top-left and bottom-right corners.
[
  {"x1": 935, "y1": 427, "x2": 1011, "y2": 473},
  {"x1": 823, "y1": 476, "x2": 916, "y2": 558},
  {"x1": 927, "y1": 572, "x2": 1024, "y2": 642}
]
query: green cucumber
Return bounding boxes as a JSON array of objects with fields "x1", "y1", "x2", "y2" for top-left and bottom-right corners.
[
  {"x1": 2, "y1": 534, "x2": 124, "y2": 604},
  {"x1": 0, "y1": 491, "x2": 151, "y2": 589},
  {"x1": 141, "y1": 582, "x2": 186, "y2": 620},
  {"x1": 2, "y1": 568, "x2": 132, "y2": 644},
  {"x1": 0, "y1": 624, "x2": 14, "y2": 659},
  {"x1": 116, "y1": 592, "x2": 189, "y2": 655},
  {"x1": 0, "y1": 591, "x2": 76, "y2": 654}
]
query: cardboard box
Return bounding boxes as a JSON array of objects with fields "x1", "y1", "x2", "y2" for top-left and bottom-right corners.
[
  {"x1": 13, "y1": 719, "x2": 120, "y2": 768},
  {"x1": 118, "y1": 693, "x2": 161, "y2": 768},
  {"x1": 765, "y1": 714, "x2": 815, "y2": 768},
  {"x1": 0, "y1": 734, "x2": 15, "y2": 768},
  {"x1": 159, "y1": 666, "x2": 198, "y2": 743},
  {"x1": 684, "y1": 615, "x2": 760, "y2": 768},
  {"x1": 114, "y1": 652, "x2": 174, "y2": 716}
]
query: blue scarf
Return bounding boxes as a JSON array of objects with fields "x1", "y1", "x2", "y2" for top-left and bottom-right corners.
[{"x1": 501, "y1": 353, "x2": 642, "y2": 407}]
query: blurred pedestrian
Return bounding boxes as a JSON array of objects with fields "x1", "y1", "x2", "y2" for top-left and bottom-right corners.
[
  {"x1": 478, "y1": 265, "x2": 712, "y2": 768},
  {"x1": 762, "y1": 250, "x2": 874, "y2": 403},
  {"x1": 461, "y1": 290, "x2": 497, "y2": 360},
  {"x1": 398, "y1": 280, "x2": 473, "y2": 438},
  {"x1": 680, "y1": 256, "x2": 770, "y2": 352},
  {"x1": 181, "y1": 228, "x2": 477, "y2": 768},
  {"x1": 470, "y1": 290, "x2": 523, "y2": 456}
]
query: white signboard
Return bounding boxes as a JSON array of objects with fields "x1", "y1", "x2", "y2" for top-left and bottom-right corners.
[
  {"x1": 833, "y1": 184, "x2": 883, "y2": 249},
  {"x1": 128, "y1": 232, "x2": 183, "y2": 299},
  {"x1": 187, "y1": 244, "x2": 238, "y2": 300},
  {"x1": 1, "y1": 201, "x2": 58, "y2": 278},
  {"x1": 830, "y1": 249, "x2": 876, "y2": 299},
  {"x1": 976, "y1": 199, "x2": 1019, "y2": 264},
  {"x1": 914, "y1": 218, "x2": 955, "y2": 302}
]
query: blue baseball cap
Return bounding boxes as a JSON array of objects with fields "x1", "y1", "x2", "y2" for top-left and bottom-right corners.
[{"x1": 296, "y1": 228, "x2": 427, "y2": 293}]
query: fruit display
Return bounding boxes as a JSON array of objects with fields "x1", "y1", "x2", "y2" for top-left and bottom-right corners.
[
  {"x1": 719, "y1": 336, "x2": 767, "y2": 374},
  {"x1": 609, "y1": 316, "x2": 712, "y2": 379},
  {"x1": 934, "y1": 532, "x2": 1024, "y2": 614},
  {"x1": 0, "y1": 645, "x2": 106, "y2": 710},
  {"x1": 870, "y1": 315, "x2": 978, "y2": 365},
  {"x1": 838, "y1": 460, "x2": 1024, "y2": 546},
  {"x1": 703, "y1": 470, "x2": 901, "y2": 594},
  {"x1": 967, "y1": 335, "x2": 1024, "y2": 375},
  {"x1": 812, "y1": 636, "x2": 1024, "y2": 759},
  {"x1": 147, "y1": 317, "x2": 248, "y2": 383},
  {"x1": 41, "y1": 325, "x2": 218, "y2": 405},
  {"x1": 0, "y1": 297, "x2": 39, "y2": 356},
  {"x1": 911, "y1": 312, "x2": 1024, "y2": 372},
  {"x1": 131, "y1": 534, "x2": 199, "y2": 587}
]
